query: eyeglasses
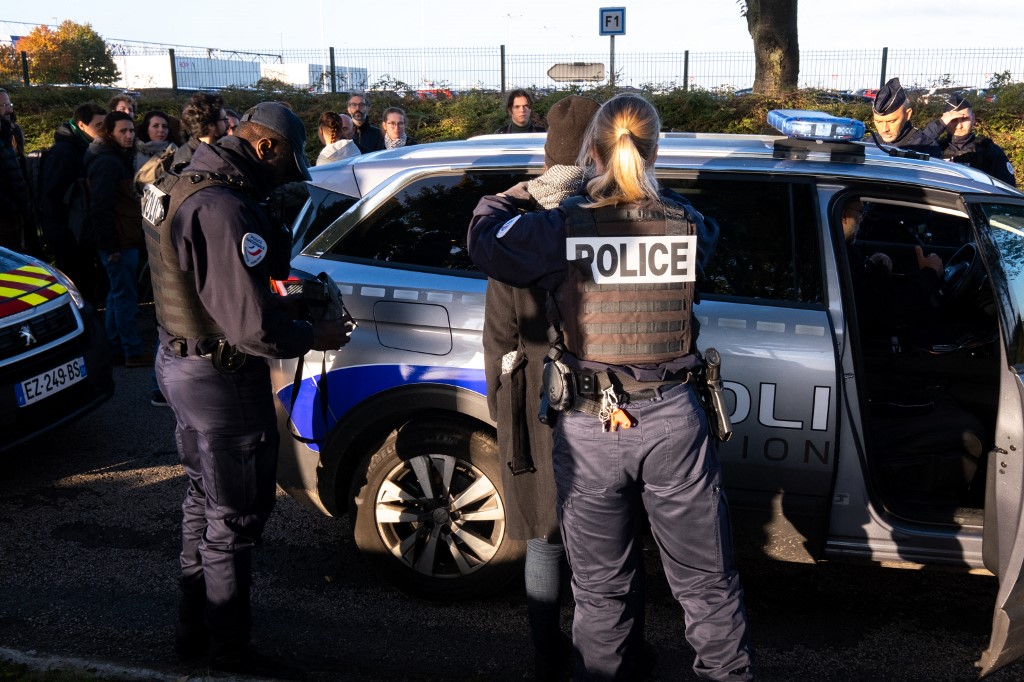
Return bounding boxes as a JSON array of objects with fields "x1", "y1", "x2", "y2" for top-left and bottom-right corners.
[
  {"x1": 384, "y1": 121, "x2": 406, "y2": 127},
  {"x1": 348, "y1": 102, "x2": 369, "y2": 109}
]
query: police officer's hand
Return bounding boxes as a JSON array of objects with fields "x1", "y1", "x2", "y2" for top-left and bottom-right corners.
[
  {"x1": 915, "y1": 245, "x2": 943, "y2": 276},
  {"x1": 311, "y1": 316, "x2": 355, "y2": 351},
  {"x1": 941, "y1": 110, "x2": 968, "y2": 129}
]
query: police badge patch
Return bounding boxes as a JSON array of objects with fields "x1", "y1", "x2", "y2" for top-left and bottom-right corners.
[{"x1": 241, "y1": 233, "x2": 268, "y2": 267}]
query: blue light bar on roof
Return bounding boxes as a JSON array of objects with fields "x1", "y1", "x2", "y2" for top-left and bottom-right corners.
[{"x1": 767, "y1": 109, "x2": 866, "y2": 142}]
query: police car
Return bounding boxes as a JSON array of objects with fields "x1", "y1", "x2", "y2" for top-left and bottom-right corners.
[
  {"x1": 271, "y1": 110, "x2": 1024, "y2": 676},
  {"x1": 0, "y1": 247, "x2": 114, "y2": 453}
]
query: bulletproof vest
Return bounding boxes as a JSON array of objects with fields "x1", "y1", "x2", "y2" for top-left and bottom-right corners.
[
  {"x1": 554, "y1": 196, "x2": 697, "y2": 365},
  {"x1": 141, "y1": 171, "x2": 250, "y2": 340}
]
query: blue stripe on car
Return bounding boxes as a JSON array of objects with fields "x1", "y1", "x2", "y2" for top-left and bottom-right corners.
[{"x1": 277, "y1": 364, "x2": 486, "y2": 449}]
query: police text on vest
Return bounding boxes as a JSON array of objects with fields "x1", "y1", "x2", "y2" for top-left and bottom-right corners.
[{"x1": 567, "y1": 236, "x2": 696, "y2": 284}]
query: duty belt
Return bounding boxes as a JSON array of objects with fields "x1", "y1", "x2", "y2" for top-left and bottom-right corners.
[
  {"x1": 168, "y1": 337, "x2": 247, "y2": 373},
  {"x1": 571, "y1": 367, "x2": 690, "y2": 417}
]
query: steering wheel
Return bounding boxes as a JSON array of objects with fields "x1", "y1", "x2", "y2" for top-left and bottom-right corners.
[{"x1": 941, "y1": 243, "x2": 986, "y2": 307}]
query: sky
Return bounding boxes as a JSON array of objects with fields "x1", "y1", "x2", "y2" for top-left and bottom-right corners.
[{"x1": 3, "y1": 1, "x2": 1024, "y2": 55}]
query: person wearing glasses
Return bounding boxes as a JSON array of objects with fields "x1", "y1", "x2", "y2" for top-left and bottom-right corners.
[
  {"x1": 346, "y1": 93, "x2": 384, "y2": 153},
  {"x1": 380, "y1": 107, "x2": 416, "y2": 150},
  {"x1": 173, "y1": 92, "x2": 230, "y2": 168}
]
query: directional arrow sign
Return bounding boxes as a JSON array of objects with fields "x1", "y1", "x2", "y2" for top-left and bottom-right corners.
[{"x1": 547, "y1": 62, "x2": 605, "y2": 82}]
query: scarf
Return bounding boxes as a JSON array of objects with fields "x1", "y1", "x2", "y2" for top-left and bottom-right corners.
[
  {"x1": 384, "y1": 133, "x2": 406, "y2": 150},
  {"x1": 526, "y1": 165, "x2": 588, "y2": 209}
]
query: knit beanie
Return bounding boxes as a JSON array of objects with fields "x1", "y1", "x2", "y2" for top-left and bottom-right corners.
[{"x1": 544, "y1": 95, "x2": 600, "y2": 167}]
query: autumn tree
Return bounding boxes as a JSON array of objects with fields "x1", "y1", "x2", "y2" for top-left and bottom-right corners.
[
  {"x1": 0, "y1": 44, "x2": 20, "y2": 84},
  {"x1": 737, "y1": 0, "x2": 799, "y2": 96},
  {"x1": 16, "y1": 20, "x2": 119, "y2": 86}
]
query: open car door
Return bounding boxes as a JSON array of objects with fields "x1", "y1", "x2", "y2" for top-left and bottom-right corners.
[{"x1": 968, "y1": 198, "x2": 1024, "y2": 677}]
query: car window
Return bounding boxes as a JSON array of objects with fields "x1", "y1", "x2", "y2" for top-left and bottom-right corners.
[
  {"x1": 328, "y1": 170, "x2": 531, "y2": 272},
  {"x1": 856, "y1": 199, "x2": 971, "y2": 248},
  {"x1": 975, "y1": 202, "x2": 1024, "y2": 363},
  {"x1": 292, "y1": 186, "x2": 359, "y2": 255},
  {"x1": 662, "y1": 178, "x2": 822, "y2": 303}
]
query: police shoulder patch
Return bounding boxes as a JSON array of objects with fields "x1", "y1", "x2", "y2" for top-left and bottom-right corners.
[
  {"x1": 241, "y1": 233, "x2": 267, "y2": 267},
  {"x1": 496, "y1": 214, "x2": 521, "y2": 239}
]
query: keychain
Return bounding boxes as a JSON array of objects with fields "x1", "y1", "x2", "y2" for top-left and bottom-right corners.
[{"x1": 598, "y1": 386, "x2": 636, "y2": 432}]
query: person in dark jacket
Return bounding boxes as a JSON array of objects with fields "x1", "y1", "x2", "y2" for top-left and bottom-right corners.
[
  {"x1": 347, "y1": 93, "x2": 385, "y2": 153},
  {"x1": 150, "y1": 101, "x2": 352, "y2": 677},
  {"x1": 469, "y1": 94, "x2": 753, "y2": 681},
  {"x1": 0, "y1": 88, "x2": 31, "y2": 251},
  {"x1": 869, "y1": 77, "x2": 942, "y2": 157},
  {"x1": 39, "y1": 102, "x2": 106, "y2": 304},
  {"x1": 482, "y1": 94, "x2": 599, "y2": 680},
  {"x1": 935, "y1": 94, "x2": 1017, "y2": 187},
  {"x1": 85, "y1": 111, "x2": 149, "y2": 367},
  {"x1": 495, "y1": 89, "x2": 546, "y2": 134}
]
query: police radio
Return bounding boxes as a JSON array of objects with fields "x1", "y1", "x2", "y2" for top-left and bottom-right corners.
[{"x1": 541, "y1": 322, "x2": 576, "y2": 419}]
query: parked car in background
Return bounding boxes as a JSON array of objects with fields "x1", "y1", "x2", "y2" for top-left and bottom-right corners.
[
  {"x1": 852, "y1": 87, "x2": 880, "y2": 101},
  {"x1": 270, "y1": 112, "x2": 1024, "y2": 677},
  {"x1": 0, "y1": 247, "x2": 115, "y2": 453}
]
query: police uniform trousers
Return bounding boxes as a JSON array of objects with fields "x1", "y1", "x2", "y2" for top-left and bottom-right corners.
[
  {"x1": 155, "y1": 343, "x2": 279, "y2": 656},
  {"x1": 553, "y1": 382, "x2": 753, "y2": 681}
]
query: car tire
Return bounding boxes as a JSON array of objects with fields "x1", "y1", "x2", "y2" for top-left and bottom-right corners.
[{"x1": 350, "y1": 416, "x2": 525, "y2": 600}]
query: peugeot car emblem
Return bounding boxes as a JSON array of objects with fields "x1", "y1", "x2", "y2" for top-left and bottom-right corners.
[{"x1": 18, "y1": 324, "x2": 36, "y2": 347}]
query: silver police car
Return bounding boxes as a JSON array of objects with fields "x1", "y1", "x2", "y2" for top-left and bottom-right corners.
[{"x1": 270, "y1": 110, "x2": 1024, "y2": 676}]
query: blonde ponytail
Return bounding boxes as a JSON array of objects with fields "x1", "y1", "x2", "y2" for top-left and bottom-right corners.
[{"x1": 578, "y1": 94, "x2": 661, "y2": 209}]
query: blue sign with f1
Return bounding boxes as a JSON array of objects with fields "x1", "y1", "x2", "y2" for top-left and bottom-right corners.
[{"x1": 599, "y1": 7, "x2": 626, "y2": 36}]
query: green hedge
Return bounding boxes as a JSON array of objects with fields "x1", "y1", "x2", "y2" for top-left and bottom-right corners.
[{"x1": 5, "y1": 81, "x2": 1023, "y2": 180}]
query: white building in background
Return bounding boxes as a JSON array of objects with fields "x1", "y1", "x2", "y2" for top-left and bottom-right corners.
[{"x1": 112, "y1": 54, "x2": 368, "y2": 92}]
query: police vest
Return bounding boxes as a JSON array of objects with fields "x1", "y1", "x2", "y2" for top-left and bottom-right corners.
[
  {"x1": 554, "y1": 196, "x2": 698, "y2": 365},
  {"x1": 141, "y1": 171, "x2": 250, "y2": 340}
]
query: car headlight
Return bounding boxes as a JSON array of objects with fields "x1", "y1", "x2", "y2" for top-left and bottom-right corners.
[{"x1": 47, "y1": 264, "x2": 86, "y2": 310}]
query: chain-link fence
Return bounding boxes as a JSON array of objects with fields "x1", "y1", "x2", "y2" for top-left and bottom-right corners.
[{"x1": 2, "y1": 38, "x2": 1022, "y2": 94}]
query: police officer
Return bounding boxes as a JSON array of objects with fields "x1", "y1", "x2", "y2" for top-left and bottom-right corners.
[
  {"x1": 869, "y1": 77, "x2": 943, "y2": 156},
  {"x1": 936, "y1": 94, "x2": 1016, "y2": 186},
  {"x1": 146, "y1": 101, "x2": 351, "y2": 677},
  {"x1": 469, "y1": 94, "x2": 753, "y2": 681}
]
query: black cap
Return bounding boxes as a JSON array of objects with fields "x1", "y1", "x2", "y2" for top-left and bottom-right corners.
[
  {"x1": 944, "y1": 93, "x2": 972, "y2": 113},
  {"x1": 872, "y1": 77, "x2": 908, "y2": 115},
  {"x1": 544, "y1": 95, "x2": 600, "y2": 167},
  {"x1": 241, "y1": 102, "x2": 311, "y2": 181}
]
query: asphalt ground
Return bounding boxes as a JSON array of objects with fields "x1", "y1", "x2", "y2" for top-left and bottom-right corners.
[{"x1": 1, "y1": 307, "x2": 1024, "y2": 681}]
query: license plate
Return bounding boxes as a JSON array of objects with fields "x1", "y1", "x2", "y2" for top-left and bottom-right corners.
[{"x1": 15, "y1": 356, "x2": 88, "y2": 407}]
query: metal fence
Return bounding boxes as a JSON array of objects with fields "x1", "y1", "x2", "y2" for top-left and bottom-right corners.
[{"x1": 2, "y1": 37, "x2": 1022, "y2": 94}]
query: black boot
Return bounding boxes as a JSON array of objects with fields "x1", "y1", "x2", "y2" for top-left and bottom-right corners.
[{"x1": 175, "y1": 575, "x2": 207, "y2": 660}]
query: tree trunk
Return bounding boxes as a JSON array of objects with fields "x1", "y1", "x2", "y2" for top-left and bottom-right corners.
[{"x1": 744, "y1": 0, "x2": 799, "y2": 96}]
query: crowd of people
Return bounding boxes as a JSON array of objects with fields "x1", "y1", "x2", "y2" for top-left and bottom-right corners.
[{"x1": 0, "y1": 79, "x2": 1017, "y2": 680}]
